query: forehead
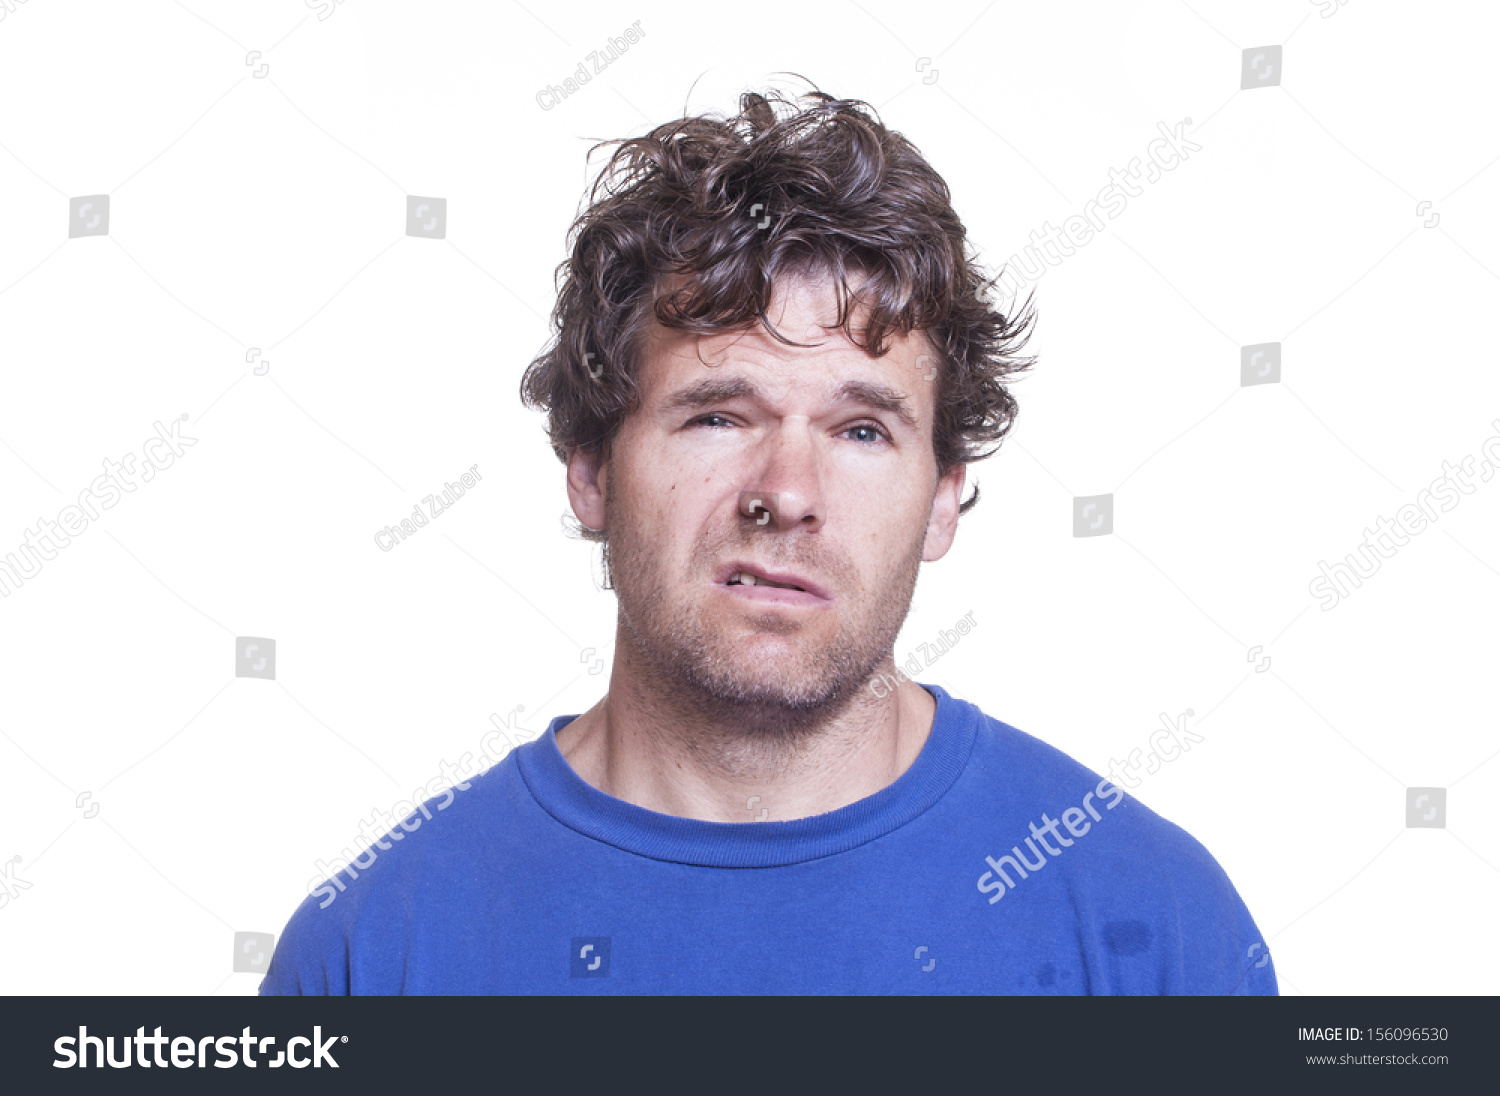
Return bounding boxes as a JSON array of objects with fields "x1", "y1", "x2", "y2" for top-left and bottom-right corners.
[{"x1": 637, "y1": 273, "x2": 934, "y2": 400}]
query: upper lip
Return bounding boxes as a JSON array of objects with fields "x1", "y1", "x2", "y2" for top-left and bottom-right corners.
[{"x1": 715, "y1": 561, "x2": 832, "y2": 600}]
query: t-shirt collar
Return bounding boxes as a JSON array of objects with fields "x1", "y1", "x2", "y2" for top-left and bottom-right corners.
[{"x1": 515, "y1": 683, "x2": 978, "y2": 867}]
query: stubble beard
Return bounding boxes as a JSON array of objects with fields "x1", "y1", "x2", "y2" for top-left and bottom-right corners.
[{"x1": 605, "y1": 489, "x2": 926, "y2": 762}]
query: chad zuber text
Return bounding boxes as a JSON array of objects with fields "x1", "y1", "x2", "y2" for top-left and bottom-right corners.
[
  {"x1": 374, "y1": 464, "x2": 481, "y2": 551},
  {"x1": 870, "y1": 610, "x2": 977, "y2": 697}
]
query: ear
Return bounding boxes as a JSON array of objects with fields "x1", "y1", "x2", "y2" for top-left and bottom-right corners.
[
  {"x1": 566, "y1": 446, "x2": 608, "y2": 533},
  {"x1": 921, "y1": 462, "x2": 965, "y2": 562}
]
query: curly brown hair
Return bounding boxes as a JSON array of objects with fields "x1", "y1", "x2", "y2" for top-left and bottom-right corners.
[{"x1": 520, "y1": 84, "x2": 1036, "y2": 554}]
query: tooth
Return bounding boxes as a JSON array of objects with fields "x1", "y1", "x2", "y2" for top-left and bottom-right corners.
[{"x1": 739, "y1": 572, "x2": 757, "y2": 586}]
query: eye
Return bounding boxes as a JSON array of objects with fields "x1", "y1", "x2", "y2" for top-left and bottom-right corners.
[
  {"x1": 687, "y1": 413, "x2": 734, "y2": 430},
  {"x1": 842, "y1": 422, "x2": 890, "y2": 445},
  {"x1": 687, "y1": 415, "x2": 889, "y2": 444}
]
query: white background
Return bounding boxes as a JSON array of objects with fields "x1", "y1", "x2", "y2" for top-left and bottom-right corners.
[{"x1": 0, "y1": 0, "x2": 1496, "y2": 996}]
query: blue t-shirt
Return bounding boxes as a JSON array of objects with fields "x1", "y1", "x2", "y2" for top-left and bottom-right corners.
[{"x1": 261, "y1": 684, "x2": 1277, "y2": 995}]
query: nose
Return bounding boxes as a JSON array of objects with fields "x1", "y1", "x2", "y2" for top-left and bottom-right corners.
[{"x1": 737, "y1": 419, "x2": 824, "y2": 531}]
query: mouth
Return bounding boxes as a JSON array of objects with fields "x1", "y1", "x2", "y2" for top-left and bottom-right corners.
[{"x1": 714, "y1": 562, "x2": 833, "y2": 606}]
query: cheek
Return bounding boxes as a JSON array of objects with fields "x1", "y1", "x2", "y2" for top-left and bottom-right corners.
[
  {"x1": 846, "y1": 478, "x2": 927, "y2": 531},
  {"x1": 642, "y1": 475, "x2": 726, "y2": 556},
  {"x1": 850, "y1": 495, "x2": 929, "y2": 568}
]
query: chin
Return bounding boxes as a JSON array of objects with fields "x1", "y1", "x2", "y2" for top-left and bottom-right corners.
[
  {"x1": 703, "y1": 678, "x2": 842, "y2": 711},
  {"x1": 686, "y1": 650, "x2": 856, "y2": 711}
]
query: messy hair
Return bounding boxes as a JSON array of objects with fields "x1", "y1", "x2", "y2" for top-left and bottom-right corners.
[{"x1": 520, "y1": 84, "x2": 1036, "y2": 559}]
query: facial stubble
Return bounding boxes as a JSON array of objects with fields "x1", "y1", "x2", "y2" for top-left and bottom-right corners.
[{"x1": 604, "y1": 483, "x2": 928, "y2": 757}]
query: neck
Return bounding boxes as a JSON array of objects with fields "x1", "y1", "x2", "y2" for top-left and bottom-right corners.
[{"x1": 553, "y1": 640, "x2": 936, "y2": 823}]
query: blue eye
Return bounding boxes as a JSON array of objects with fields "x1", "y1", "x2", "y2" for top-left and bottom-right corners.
[{"x1": 843, "y1": 423, "x2": 890, "y2": 444}]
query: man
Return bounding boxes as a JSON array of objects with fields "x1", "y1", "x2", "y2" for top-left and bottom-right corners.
[{"x1": 262, "y1": 87, "x2": 1276, "y2": 995}]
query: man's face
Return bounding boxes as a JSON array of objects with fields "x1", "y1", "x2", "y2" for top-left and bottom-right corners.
[{"x1": 569, "y1": 273, "x2": 964, "y2": 727}]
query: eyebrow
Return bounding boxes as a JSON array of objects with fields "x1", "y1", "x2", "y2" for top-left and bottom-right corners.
[{"x1": 661, "y1": 376, "x2": 921, "y2": 433}]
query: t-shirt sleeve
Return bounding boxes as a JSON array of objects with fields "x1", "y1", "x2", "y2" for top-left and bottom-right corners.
[
  {"x1": 1163, "y1": 825, "x2": 1279, "y2": 996},
  {"x1": 1225, "y1": 943, "x2": 1279, "y2": 996},
  {"x1": 258, "y1": 889, "x2": 351, "y2": 996},
  {"x1": 1224, "y1": 929, "x2": 1284, "y2": 1001}
]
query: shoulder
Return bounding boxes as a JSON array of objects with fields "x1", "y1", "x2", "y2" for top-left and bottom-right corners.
[
  {"x1": 966, "y1": 706, "x2": 1227, "y2": 877},
  {"x1": 259, "y1": 753, "x2": 529, "y2": 995},
  {"x1": 957, "y1": 701, "x2": 1276, "y2": 994}
]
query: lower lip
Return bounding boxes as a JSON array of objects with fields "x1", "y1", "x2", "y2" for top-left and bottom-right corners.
[{"x1": 717, "y1": 582, "x2": 831, "y2": 608}]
